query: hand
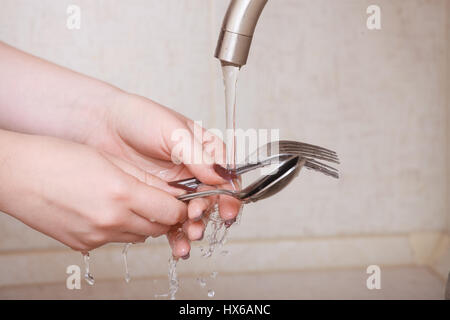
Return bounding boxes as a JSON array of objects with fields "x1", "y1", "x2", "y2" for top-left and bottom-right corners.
[
  {"x1": 81, "y1": 92, "x2": 242, "y2": 258},
  {"x1": 0, "y1": 129, "x2": 187, "y2": 252}
]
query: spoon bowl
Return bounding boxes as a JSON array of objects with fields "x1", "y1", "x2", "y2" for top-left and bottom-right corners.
[
  {"x1": 241, "y1": 156, "x2": 305, "y2": 203},
  {"x1": 176, "y1": 155, "x2": 304, "y2": 203}
]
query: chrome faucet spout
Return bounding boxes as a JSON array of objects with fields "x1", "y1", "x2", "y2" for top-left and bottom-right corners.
[{"x1": 215, "y1": 0, "x2": 268, "y2": 67}]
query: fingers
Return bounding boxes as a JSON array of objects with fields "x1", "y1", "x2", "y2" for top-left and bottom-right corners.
[
  {"x1": 129, "y1": 179, "x2": 187, "y2": 226},
  {"x1": 103, "y1": 153, "x2": 185, "y2": 197},
  {"x1": 182, "y1": 219, "x2": 205, "y2": 241},
  {"x1": 113, "y1": 233, "x2": 148, "y2": 244},
  {"x1": 123, "y1": 212, "x2": 170, "y2": 237},
  {"x1": 218, "y1": 183, "x2": 243, "y2": 223},
  {"x1": 167, "y1": 226, "x2": 191, "y2": 259},
  {"x1": 187, "y1": 193, "x2": 215, "y2": 221},
  {"x1": 169, "y1": 121, "x2": 228, "y2": 186},
  {"x1": 170, "y1": 136, "x2": 225, "y2": 186}
]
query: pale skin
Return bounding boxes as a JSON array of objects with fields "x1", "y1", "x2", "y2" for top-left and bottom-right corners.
[{"x1": 0, "y1": 42, "x2": 241, "y2": 258}]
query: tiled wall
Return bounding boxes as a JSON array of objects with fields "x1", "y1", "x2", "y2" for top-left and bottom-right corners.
[{"x1": 0, "y1": 0, "x2": 449, "y2": 286}]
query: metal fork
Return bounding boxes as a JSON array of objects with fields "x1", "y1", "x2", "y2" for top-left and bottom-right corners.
[
  {"x1": 169, "y1": 140, "x2": 339, "y2": 191},
  {"x1": 243, "y1": 140, "x2": 339, "y2": 178}
]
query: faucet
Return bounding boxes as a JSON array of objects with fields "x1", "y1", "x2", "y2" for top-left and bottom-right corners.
[{"x1": 215, "y1": 0, "x2": 268, "y2": 67}]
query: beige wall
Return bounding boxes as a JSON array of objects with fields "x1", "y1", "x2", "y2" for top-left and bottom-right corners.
[
  {"x1": 0, "y1": 0, "x2": 449, "y2": 288},
  {"x1": 447, "y1": 0, "x2": 450, "y2": 234}
]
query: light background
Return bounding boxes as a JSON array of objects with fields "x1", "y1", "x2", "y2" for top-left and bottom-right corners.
[{"x1": 0, "y1": 0, "x2": 449, "y2": 299}]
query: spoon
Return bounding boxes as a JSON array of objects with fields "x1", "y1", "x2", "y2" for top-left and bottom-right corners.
[{"x1": 176, "y1": 155, "x2": 305, "y2": 203}]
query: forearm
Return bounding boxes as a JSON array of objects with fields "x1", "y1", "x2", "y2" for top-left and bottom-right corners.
[
  {"x1": 0, "y1": 42, "x2": 120, "y2": 143},
  {"x1": 0, "y1": 128, "x2": 29, "y2": 219}
]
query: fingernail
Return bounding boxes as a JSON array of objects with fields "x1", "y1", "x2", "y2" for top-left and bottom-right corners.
[
  {"x1": 181, "y1": 253, "x2": 190, "y2": 260},
  {"x1": 213, "y1": 164, "x2": 237, "y2": 180},
  {"x1": 225, "y1": 218, "x2": 236, "y2": 228}
]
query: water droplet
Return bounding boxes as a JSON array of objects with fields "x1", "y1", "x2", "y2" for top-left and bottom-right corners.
[
  {"x1": 207, "y1": 290, "x2": 215, "y2": 298},
  {"x1": 220, "y1": 250, "x2": 229, "y2": 256},
  {"x1": 84, "y1": 274, "x2": 95, "y2": 286},
  {"x1": 210, "y1": 271, "x2": 218, "y2": 279},
  {"x1": 197, "y1": 277, "x2": 206, "y2": 287},
  {"x1": 82, "y1": 252, "x2": 95, "y2": 286}
]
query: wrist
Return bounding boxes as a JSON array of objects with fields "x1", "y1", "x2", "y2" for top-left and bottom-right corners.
[{"x1": 64, "y1": 82, "x2": 124, "y2": 145}]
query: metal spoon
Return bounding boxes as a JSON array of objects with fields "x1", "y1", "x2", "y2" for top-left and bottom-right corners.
[{"x1": 176, "y1": 156, "x2": 305, "y2": 203}]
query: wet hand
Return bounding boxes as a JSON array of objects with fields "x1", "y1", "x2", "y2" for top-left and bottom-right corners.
[
  {"x1": 0, "y1": 130, "x2": 188, "y2": 252},
  {"x1": 83, "y1": 92, "x2": 242, "y2": 257}
]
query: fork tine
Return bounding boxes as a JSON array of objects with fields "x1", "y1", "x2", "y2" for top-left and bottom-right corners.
[
  {"x1": 305, "y1": 158, "x2": 339, "y2": 172},
  {"x1": 254, "y1": 140, "x2": 338, "y2": 160},
  {"x1": 261, "y1": 141, "x2": 336, "y2": 156},
  {"x1": 279, "y1": 140, "x2": 338, "y2": 156},
  {"x1": 279, "y1": 148, "x2": 340, "y2": 164},
  {"x1": 277, "y1": 144, "x2": 339, "y2": 159},
  {"x1": 282, "y1": 141, "x2": 338, "y2": 155},
  {"x1": 304, "y1": 160, "x2": 339, "y2": 179},
  {"x1": 281, "y1": 144, "x2": 338, "y2": 157},
  {"x1": 258, "y1": 143, "x2": 340, "y2": 164},
  {"x1": 280, "y1": 145, "x2": 338, "y2": 159}
]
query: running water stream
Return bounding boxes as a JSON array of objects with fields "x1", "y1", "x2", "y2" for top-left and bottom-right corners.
[
  {"x1": 222, "y1": 64, "x2": 240, "y2": 171},
  {"x1": 122, "y1": 243, "x2": 132, "y2": 283}
]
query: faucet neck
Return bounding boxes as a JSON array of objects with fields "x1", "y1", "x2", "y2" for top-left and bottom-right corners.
[{"x1": 215, "y1": 0, "x2": 268, "y2": 67}]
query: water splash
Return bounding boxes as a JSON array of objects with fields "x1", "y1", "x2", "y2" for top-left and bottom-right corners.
[
  {"x1": 156, "y1": 256, "x2": 179, "y2": 300},
  {"x1": 168, "y1": 256, "x2": 179, "y2": 300},
  {"x1": 235, "y1": 202, "x2": 244, "y2": 225},
  {"x1": 82, "y1": 252, "x2": 95, "y2": 285},
  {"x1": 200, "y1": 207, "x2": 228, "y2": 258},
  {"x1": 122, "y1": 243, "x2": 132, "y2": 283}
]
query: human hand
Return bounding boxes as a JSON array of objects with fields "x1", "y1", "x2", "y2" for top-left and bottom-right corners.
[
  {"x1": 0, "y1": 129, "x2": 188, "y2": 252},
  {"x1": 81, "y1": 91, "x2": 242, "y2": 258}
]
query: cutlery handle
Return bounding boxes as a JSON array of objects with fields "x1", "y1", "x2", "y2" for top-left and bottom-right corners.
[
  {"x1": 168, "y1": 177, "x2": 202, "y2": 191},
  {"x1": 176, "y1": 189, "x2": 235, "y2": 202},
  {"x1": 168, "y1": 162, "x2": 261, "y2": 191}
]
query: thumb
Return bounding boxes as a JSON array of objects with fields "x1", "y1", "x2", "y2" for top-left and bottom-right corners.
[{"x1": 169, "y1": 122, "x2": 228, "y2": 185}]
